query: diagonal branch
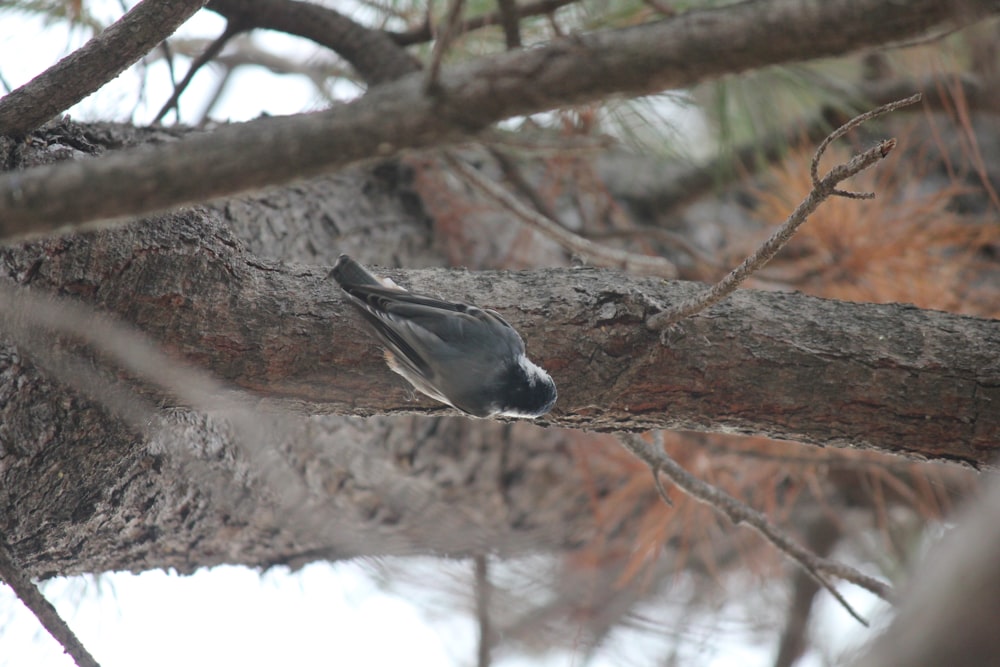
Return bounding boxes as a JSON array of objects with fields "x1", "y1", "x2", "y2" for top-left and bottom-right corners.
[
  {"x1": 0, "y1": 534, "x2": 101, "y2": 667},
  {"x1": 0, "y1": 0, "x2": 210, "y2": 138},
  {"x1": 646, "y1": 94, "x2": 921, "y2": 330},
  {"x1": 0, "y1": 0, "x2": 993, "y2": 240},
  {"x1": 153, "y1": 22, "x2": 249, "y2": 124},
  {"x1": 618, "y1": 433, "x2": 893, "y2": 623}
]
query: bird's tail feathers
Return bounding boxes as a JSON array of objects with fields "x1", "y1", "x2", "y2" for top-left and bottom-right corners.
[{"x1": 330, "y1": 254, "x2": 381, "y2": 287}]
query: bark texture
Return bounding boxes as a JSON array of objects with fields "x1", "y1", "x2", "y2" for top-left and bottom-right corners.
[
  {"x1": 5, "y1": 212, "x2": 997, "y2": 463},
  {"x1": 0, "y1": 119, "x2": 990, "y2": 589},
  {"x1": 0, "y1": 126, "x2": 616, "y2": 579}
]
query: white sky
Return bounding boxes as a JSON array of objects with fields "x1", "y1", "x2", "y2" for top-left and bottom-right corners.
[{"x1": 0, "y1": 4, "x2": 890, "y2": 666}]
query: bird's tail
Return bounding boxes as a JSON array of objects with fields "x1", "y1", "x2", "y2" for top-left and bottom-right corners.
[{"x1": 330, "y1": 254, "x2": 381, "y2": 287}]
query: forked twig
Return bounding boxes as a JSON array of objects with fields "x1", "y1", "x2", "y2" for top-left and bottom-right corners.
[
  {"x1": 153, "y1": 22, "x2": 247, "y2": 124},
  {"x1": 647, "y1": 94, "x2": 922, "y2": 330},
  {"x1": 618, "y1": 433, "x2": 894, "y2": 625}
]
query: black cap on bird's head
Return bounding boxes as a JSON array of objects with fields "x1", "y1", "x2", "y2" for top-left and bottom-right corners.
[
  {"x1": 492, "y1": 355, "x2": 558, "y2": 419},
  {"x1": 330, "y1": 254, "x2": 557, "y2": 419}
]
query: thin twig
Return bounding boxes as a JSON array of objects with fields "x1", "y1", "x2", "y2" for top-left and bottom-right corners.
[
  {"x1": 474, "y1": 555, "x2": 493, "y2": 667},
  {"x1": 153, "y1": 22, "x2": 246, "y2": 124},
  {"x1": 809, "y1": 93, "x2": 922, "y2": 196},
  {"x1": 647, "y1": 94, "x2": 922, "y2": 331},
  {"x1": 445, "y1": 152, "x2": 678, "y2": 278},
  {"x1": 160, "y1": 39, "x2": 179, "y2": 90},
  {"x1": 0, "y1": 534, "x2": 102, "y2": 667},
  {"x1": 651, "y1": 469, "x2": 674, "y2": 507},
  {"x1": 649, "y1": 431, "x2": 673, "y2": 506},
  {"x1": 488, "y1": 147, "x2": 559, "y2": 218},
  {"x1": 389, "y1": 0, "x2": 577, "y2": 46},
  {"x1": 424, "y1": 0, "x2": 466, "y2": 95},
  {"x1": 618, "y1": 433, "x2": 894, "y2": 624},
  {"x1": 495, "y1": 0, "x2": 522, "y2": 48}
]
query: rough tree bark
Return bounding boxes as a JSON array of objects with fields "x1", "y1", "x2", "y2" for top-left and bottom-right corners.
[
  {"x1": 0, "y1": 119, "x2": 996, "y2": 583},
  {"x1": 1, "y1": 4, "x2": 997, "y2": 660},
  {"x1": 4, "y1": 189, "x2": 996, "y2": 461},
  {"x1": 5, "y1": 192, "x2": 998, "y2": 462},
  {"x1": 0, "y1": 124, "x2": 618, "y2": 579}
]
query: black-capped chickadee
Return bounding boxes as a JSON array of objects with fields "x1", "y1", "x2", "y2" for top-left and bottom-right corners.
[{"x1": 330, "y1": 254, "x2": 557, "y2": 419}]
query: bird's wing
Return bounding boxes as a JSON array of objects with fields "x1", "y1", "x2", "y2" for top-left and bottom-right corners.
[{"x1": 342, "y1": 285, "x2": 520, "y2": 350}]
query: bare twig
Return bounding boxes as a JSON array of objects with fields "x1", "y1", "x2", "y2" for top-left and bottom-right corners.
[
  {"x1": 445, "y1": 152, "x2": 678, "y2": 278},
  {"x1": 0, "y1": 0, "x2": 209, "y2": 137},
  {"x1": 488, "y1": 147, "x2": 559, "y2": 218},
  {"x1": 0, "y1": 534, "x2": 101, "y2": 667},
  {"x1": 605, "y1": 77, "x2": 997, "y2": 222},
  {"x1": 809, "y1": 94, "x2": 922, "y2": 195},
  {"x1": 852, "y1": 478, "x2": 1000, "y2": 667},
  {"x1": 425, "y1": 0, "x2": 466, "y2": 94},
  {"x1": 474, "y1": 555, "x2": 493, "y2": 667},
  {"x1": 651, "y1": 470, "x2": 674, "y2": 506},
  {"x1": 389, "y1": 0, "x2": 577, "y2": 46},
  {"x1": 153, "y1": 22, "x2": 247, "y2": 124},
  {"x1": 160, "y1": 39, "x2": 179, "y2": 90},
  {"x1": 646, "y1": 94, "x2": 922, "y2": 330},
  {"x1": 617, "y1": 433, "x2": 894, "y2": 623},
  {"x1": 495, "y1": 0, "x2": 522, "y2": 48},
  {"x1": 774, "y1": 515, "x2": 842, "y2": 667}
]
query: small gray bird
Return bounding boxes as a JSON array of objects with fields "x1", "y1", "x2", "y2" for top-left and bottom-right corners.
[{"x1": 330, "y1": 254, "x2": 557, "y2": 418}]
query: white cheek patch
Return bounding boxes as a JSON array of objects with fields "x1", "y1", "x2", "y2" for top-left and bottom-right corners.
[{"x1": 518, "y1": 355, "x2": 552, "y2": 388}]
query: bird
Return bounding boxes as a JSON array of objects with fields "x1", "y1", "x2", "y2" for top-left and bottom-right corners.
[{"x1": 330, "y1": 254, "x2": 557, "y2": 419}]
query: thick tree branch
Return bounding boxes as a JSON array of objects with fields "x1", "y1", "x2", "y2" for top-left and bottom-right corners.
[
  {"x1": 1, "y1": 0, "x2": 996, "y2": 239},
  {"x1": 1, "y1": 217, "x2": 997, "y2": 465},
  {"x1": 0, "y1": 0, "x2": 209, "y2": 138}
]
